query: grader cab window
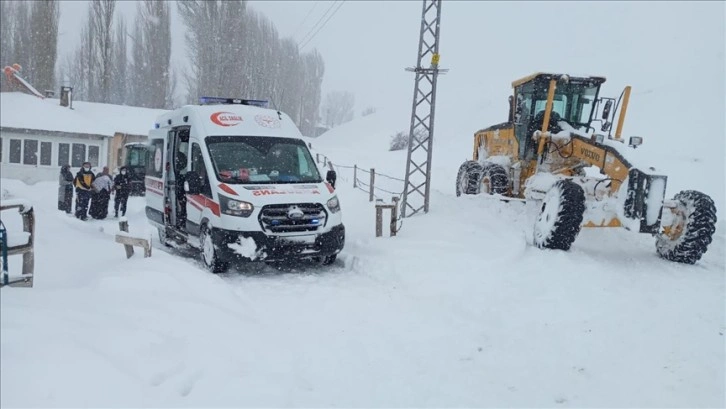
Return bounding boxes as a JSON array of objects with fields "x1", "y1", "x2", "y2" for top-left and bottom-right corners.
[
  {"x1": 514, "y1": 77, "x2": 602, "y2": 160},
  {"x1": 565, "y1": 84, "x2": 599, "y2": 126},
  {"x1": 514, "y1": 85, "x2": 541, "y2": 159},
  {"x1": 547, "y1": 83, "x2": 600, "y2": 128},
  {"x1": 534, "y1": 97, "x2": 566, "y2": 119}
]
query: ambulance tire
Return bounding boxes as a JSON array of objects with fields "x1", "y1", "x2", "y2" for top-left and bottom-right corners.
[
  {"x1": 157, "y1": 227, "x2": 172, "y2": 247},
  {"x1": 200, "y1": 224, "x2": 228, "y2": 274}
]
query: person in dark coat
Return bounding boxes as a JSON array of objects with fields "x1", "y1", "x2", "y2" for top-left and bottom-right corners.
[
  {"x1": 90, "y1": 166, "x2": 113, "y2": 220},
  {"x1": 58, "y1": 164, "x2": 74, "y2": 213},
  {"x1": 74, "y1": 162, "x2": 95, "y2": 220},
  {"x1": 113, "y1": 166, "x2": 131, "y2": 218}
]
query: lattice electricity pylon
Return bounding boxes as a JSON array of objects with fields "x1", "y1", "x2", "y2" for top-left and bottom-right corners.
[{"x1": 400, "y1": 0, "x2": 448, "y2": 218}]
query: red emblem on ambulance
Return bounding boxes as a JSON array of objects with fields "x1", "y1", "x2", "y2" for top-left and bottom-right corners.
[{"x1": 211, "y1": 112, "x2": 243, "y2": 127}]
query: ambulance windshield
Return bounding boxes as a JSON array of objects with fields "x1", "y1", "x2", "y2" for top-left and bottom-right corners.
[{"x1": 206, "y1": 135, "x2": 322, "y2": 184}]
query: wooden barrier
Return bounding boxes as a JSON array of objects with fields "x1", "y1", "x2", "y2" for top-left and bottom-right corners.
[
  {"x1": 115, "y1": 220, "x2": 151, "y2": 258},
  {"x1": 0, "y1": 201, "x2": 35, "y2": 288}
]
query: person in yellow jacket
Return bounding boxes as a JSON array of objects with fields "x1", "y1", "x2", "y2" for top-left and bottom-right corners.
[{"x1": 74, "y1": 162, "x2": 96, "y2": 220}]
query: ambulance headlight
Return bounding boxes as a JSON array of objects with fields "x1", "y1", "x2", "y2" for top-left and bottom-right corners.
[
  {"x1": 326, "y1": 196, "x2": 341, "y2": 213},
  {"x1": 219, "y1": 195, "x2": 254, "y2": 217}
]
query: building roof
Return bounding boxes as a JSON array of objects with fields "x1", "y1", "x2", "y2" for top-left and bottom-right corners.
[{"x1": 0, "y1": 92, "x2": 168, "y2": 138}]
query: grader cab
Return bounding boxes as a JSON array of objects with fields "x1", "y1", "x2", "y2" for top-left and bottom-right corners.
[{"x1": 456, "y1": 73, "x2": 717, "y2": 264}]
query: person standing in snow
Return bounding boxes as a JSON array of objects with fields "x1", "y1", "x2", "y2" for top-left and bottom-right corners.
[
  {"x1": 90, "y1": 166, "x2": 114, "y2": 220},
  {"x1": 74, "y1": 162, "x2": 95, "y2": 220},
  {"x1": 58, "y1": 164, "x2": 74, "y2": 214},
  {"x1": 113, "y1": 166, "x2": 131, "y2": 218}
]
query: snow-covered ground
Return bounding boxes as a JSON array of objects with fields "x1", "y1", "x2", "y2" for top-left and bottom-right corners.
[{"x1": 1, "y1": 102, "x2": 724, "y2": 407}]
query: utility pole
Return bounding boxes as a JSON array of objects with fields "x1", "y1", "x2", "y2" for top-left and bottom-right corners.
[{"x1": 401, "y1": 0, "x2": 447, "y2": 218}]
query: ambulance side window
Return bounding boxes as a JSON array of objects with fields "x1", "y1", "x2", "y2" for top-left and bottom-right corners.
[
  {"x1": 147, "y1": 139, "x2": 164, "y2": 178},
  {"x1": 191, "y1": 143, "x2": 212, "y2": 197}
]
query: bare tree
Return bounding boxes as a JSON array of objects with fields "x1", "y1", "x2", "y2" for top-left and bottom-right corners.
[
  {"x1": 129, "y1": 16, "x2": 144, "y2": 106},
  {"x1": 10, "y1": 2, "x2": 31, "y2": 82},
  {"x1": 175, "y1": 0, "x2": 325, "y2": 125},
  {"x1": 300, "y1": 49, "x2": 325, "y2": 135},
  {"x1": 132, "y1": 0, "x2": 171, "y2": 108},
  {"x1": 389, "y1": 131, "x2": 409, "y2": 151},
  {"x1": 69, "y1": 11, "x2": 96, "y2": 101},
  {"x1": 62, "y1": 0, "x2": 116, "y2": 102},
  {"x1": 90, "y1": 0, "x2": 116, "y2": 103},
  {"x1": 178, "y1": 0, "x2": 223, "y2": 101},
  {"x1": 322, "y1": 91, "x2": 355, "y2": 128},
  {"x1": 166, "y1": 66, "x2": 178, "y2": 109},
  {"x1": 109, "y1": 14, "x2": 127, "y2": 104},
  {"x1": 277, "y1": 38, "x2": 303, "y2": 124},
  {"x1": 29, "y1": 0, "x2": 59, "y2": 93},
  {"x1": 0, "y1": 1, "x2": 15, "y2": 91},
  {"x1": 362, "y1": 106, "x2": 377, "y2": 117}
]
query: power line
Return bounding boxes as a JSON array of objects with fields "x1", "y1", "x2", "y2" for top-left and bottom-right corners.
[
  {"x1": 298, "y1": 1, "x2": 344, "y2": 50},
  {"x1": 297, "y1": 0, "x2": 339, "y2": 47},
  {"x1": 291, "y1": 2, "x2": 319, "y2": 40},
  {"x1": 299, "y1": 1, "x2": 345, "y2": 51}
]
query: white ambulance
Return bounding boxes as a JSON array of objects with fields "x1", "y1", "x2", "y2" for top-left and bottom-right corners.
[{"x1": 145, "y1": 97, "x2": 344, "y2": 273}]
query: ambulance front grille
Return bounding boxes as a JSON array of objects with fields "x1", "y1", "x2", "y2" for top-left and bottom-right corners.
[{"x1": 258, "y1": 203, "x2": 327, "y2": 233}]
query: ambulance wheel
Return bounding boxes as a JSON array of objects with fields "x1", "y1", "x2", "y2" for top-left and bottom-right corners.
[
  {"x1": 157, "y1": 227, "x2": 172, "y2": 247},
  {"x1": 200, "y1": 225, "x2": 228, "y2": 273}
]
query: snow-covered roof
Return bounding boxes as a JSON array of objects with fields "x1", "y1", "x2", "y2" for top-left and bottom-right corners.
[{"x1": 0, "y1": 92, "x2": 168, "y2": 138}]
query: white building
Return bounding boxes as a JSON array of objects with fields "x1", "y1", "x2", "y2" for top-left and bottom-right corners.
[{"x1": 0, "y1": 92, "x2": 167, "y2": 183}]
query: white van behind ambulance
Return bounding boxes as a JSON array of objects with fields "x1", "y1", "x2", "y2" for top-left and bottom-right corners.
[{"x1": 145, "y1": 97, "x2": 344, "y2": 273}]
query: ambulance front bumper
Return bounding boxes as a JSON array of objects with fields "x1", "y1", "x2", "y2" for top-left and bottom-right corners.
[{"x1": 212, "y1": 224, "x2": 345, "y2": 263}]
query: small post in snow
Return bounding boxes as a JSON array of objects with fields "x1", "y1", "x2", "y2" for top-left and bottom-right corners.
[
  {"x1": 369, "y1": 168, "x2": 375, "y2": 202},
  {"x1": 390, "y1": 196, "x2": 400, "y2": 237},
  {"x1": 119, "y1": 220, "x2": 134, "y2": 258},
  {"x1": 375, "y1": 196, "x2": 399, "y2": 238},
  {"x1": 353, "y1": 165, "x2": 358, "y2": 188}
]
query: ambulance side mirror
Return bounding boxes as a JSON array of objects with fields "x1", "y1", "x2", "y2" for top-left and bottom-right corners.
[
  {"x1": 184, "y1": 170, "x2": 202, "y2": 195},
  {"x1": 326, "y1": 170, "x2": 337, "y2": 189}
]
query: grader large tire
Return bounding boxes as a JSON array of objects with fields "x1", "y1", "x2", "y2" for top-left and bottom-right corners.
[
  {"x1": 456, "y1": 161, "x2": 483, "y2": 196},
  {"x1": 479, "y1": 163, "x2": 509, "y2": 195},
  {"x1": 656, "y1": 190, "x2": 717, "y2": 264},
  {"x1": 533, "y1": 180, "x2": 586, "y2": 251}
]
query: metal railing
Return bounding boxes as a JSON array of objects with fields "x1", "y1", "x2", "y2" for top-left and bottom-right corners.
[{"x1": 312, "y1": 148, "x2": 405, "y2": 234}]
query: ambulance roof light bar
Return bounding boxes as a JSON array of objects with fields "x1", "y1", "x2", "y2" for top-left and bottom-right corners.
[{"x1": 199, "y1": 96, "x2": 269, "y2": 108}]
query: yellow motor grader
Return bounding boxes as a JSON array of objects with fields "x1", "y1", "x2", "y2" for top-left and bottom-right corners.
[{"x1": 456, "y1": 73, "x2": 717, "y2": 264}]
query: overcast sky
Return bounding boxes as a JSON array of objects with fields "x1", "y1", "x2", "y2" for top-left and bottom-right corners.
[{"x1": 58, "y1": 1, "x2": 724, "y2": 132}]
